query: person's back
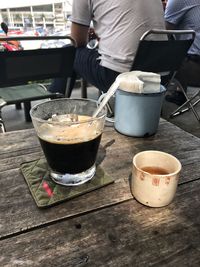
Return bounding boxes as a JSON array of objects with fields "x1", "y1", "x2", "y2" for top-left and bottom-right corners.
[
  {"x1": 164, "y1": 0, "x2": 200, "y2": 105},
  {"x1": 49, "y1": 0, "x2": 165, "y2": 95},
  {"x1": 165, "y1": 0, "x2": 200, "y2": 56},
  {"x1": 72, "y1": 0, "x2": 165, "y2": 73}
]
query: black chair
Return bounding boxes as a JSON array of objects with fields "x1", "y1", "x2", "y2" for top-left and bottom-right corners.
[
  {"x1": 76, "y1": 29, "x2": 196, "y2": 119},
  {"x1": 131, "y1": 29, "x2": 199, "y2": 121},
  {"x1": 0, "y1": 35, "x2": 76, "y2": 132}
]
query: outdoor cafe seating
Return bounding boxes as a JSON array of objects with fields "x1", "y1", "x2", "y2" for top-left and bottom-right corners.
[
  {"x1": 0, "y1": 28, "x2": 200, "y2": 266},
  {"x1": 0, "y1": 35, "x2": 76, "y2": 132},
  {"x1": 131, "y1": 29, "x2": 200, "y2": 121},
  {"x1": 79, "y1": 29, "x2": 199, "y2": 121}
]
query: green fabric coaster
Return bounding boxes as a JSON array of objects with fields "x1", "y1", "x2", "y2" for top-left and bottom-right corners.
[{"x1": 21, "y1": 158, "x2": 114, "y2": 208}]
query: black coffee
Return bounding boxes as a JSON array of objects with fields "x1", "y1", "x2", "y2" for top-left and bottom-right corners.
[
  {"x1": 39, "y1": 134, "x2": 101, "y2": 174},
  {"x1": 38, "y1": 114, "x2": 103, "y2": 174}
]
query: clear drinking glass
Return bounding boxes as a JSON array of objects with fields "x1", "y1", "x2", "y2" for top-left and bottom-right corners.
[{"x1": 30, "y1": 98, "x2": 107, "y2": 186}]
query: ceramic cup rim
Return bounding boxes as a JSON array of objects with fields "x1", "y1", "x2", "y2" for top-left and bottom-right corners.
[{"x1": 133, "y1": 150, "x2": 182, "y2": 176}]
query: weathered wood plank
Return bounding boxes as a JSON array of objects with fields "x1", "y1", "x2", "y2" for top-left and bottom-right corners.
[
  {"x1": 0, "y1": 119, "x2": 200, "y2": 158},
  {"x1": 1, "y1": 120, "x2": 200, "y2": 171},
  {"x1": 1, "y1": 180, "x2": 200, "y2": 267},
  {"x1": 0, "y1": 120, "x2": 200, "y2": 239},
  {"x1": 0, "y1": 129, "x2": 37, "y2": 157},
  {"x1": 0, "y1": 171, "x2": 132, "y2": 239}
]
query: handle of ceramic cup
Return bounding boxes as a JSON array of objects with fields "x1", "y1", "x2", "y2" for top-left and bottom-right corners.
[{"x1": 97, "y1": 93, "x2": 115, "y2": 123}]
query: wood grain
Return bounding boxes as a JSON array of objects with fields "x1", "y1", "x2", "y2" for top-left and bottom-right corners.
[
  {"x1": 1, "y1": 180, "x2": 199, "y2": 267},
  {"x1": 0, "y1": 120, "x2": 200, "y2": 240}
]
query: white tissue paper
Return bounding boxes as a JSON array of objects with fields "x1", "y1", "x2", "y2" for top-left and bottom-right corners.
[{"x1": 116, "y1": 71, "x2": 161, "y2": 93}]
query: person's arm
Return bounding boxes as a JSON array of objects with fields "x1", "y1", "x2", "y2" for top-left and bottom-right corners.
[
  {"x1": 71, "y1": 22, "x2": 89, "y2": 47},
  {"x1": 165, "y1": 21, "x2": 176, "y2": 30},
  {"x1": 164, "y1": 0, "x2": 185, "y2": 30}
]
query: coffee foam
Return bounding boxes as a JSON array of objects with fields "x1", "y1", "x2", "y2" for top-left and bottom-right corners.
[{"x1": 38, "y1": 115, "x2": 102, "y2": 144}]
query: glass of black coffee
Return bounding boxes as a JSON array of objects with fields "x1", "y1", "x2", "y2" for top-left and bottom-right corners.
[{"x1": 30, "y1": 98, "x2": 107, "y2": 186}]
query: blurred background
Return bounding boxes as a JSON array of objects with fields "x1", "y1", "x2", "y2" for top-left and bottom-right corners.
[{"x1": 0, "y1": 0, "x2": 73, "y2": 50}]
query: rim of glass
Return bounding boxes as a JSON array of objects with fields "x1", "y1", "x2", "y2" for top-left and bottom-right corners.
[{"x1": 30, "y1": 98, "x2": 107, "y2": 125}]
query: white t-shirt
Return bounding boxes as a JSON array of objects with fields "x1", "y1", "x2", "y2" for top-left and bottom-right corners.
[{"x1": 71, "y1": 0, "x2": 165, "y2": 73}]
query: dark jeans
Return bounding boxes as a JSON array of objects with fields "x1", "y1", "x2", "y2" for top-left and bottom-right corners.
[
  {"x1": 49, "y1": 47, "x2": 120, "y2": 95},
  {"x1": 175, "y1": 55, "x2": 200, "y2": 91}
]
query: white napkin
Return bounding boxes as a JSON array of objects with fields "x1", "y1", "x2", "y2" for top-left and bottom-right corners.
[{"x1": 116, "y1": 71, "x2": 161, "y2": 93}]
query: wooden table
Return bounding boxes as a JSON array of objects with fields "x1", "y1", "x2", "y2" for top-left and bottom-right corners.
[{"x1": 0, "y1": 119, "x2": 200, "y2": 266}]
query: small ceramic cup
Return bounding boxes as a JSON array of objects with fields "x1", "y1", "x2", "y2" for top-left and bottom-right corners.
[{"x1": 131, "y1": 150, "x2": 182, "y2": 207}]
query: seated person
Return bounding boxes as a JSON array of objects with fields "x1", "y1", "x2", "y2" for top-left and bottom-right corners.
[
  {"x1": 164, "y1": 0, "x2": 200, "y2": 106},
  {"x1": 49, "y1": 0, "x2": 165, "y2": 95}
]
